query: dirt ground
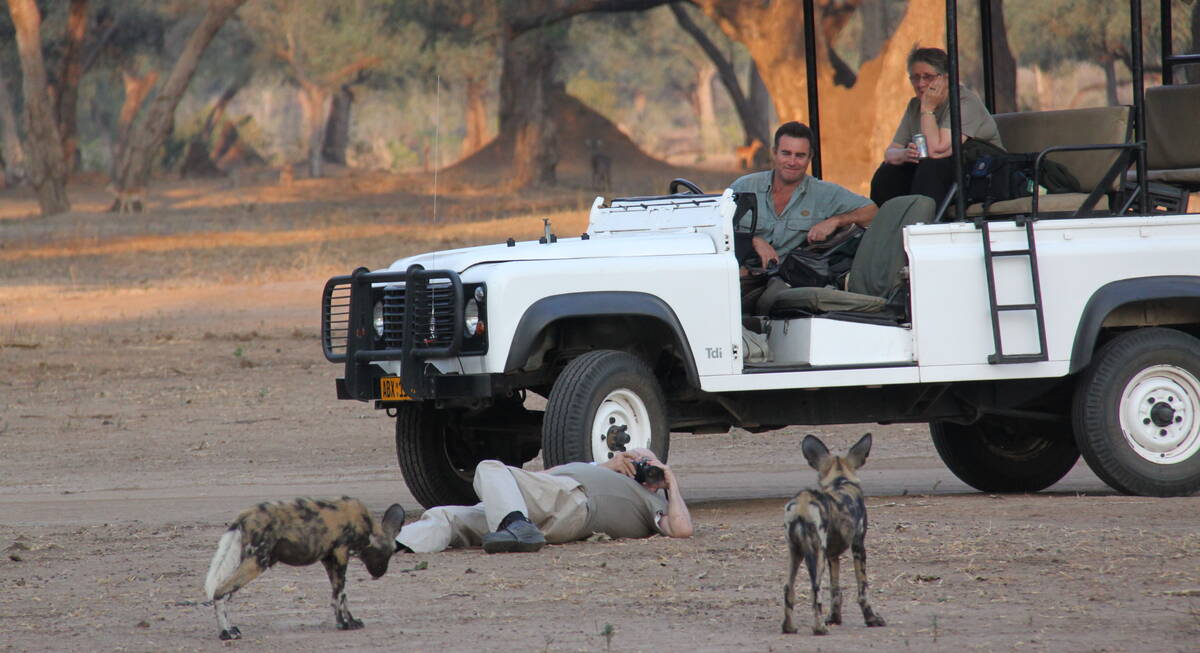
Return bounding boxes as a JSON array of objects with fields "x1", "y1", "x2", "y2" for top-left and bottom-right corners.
[{"x1": 2, "y1": 173, "x2": 1199, "y2": 653}]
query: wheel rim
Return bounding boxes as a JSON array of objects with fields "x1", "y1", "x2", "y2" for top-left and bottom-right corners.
[
  {"x1": 590, "y1": 388, "x2": 653, "y2": 462},
  {"x1": 1118, "y1": 364, "x2": 1200, "y2": 464}
]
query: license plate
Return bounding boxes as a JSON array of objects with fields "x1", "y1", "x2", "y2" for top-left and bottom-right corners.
[{"x1": 380, "y1": 377, "x2": 410, "y2": 401}]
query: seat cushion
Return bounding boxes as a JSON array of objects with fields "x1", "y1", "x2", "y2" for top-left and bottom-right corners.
[
  {"x1": 967, "y1": 192, "x2": 1110, "y2": 217},
  {"x1": 993, "y1": 106, "x2": 1130, "y2": 191},
  {"x1": 1144, "y1": 85, "x2": 1200, "y2": 171},
  {"x1": 1146, "y1": 168, "x2": 1200, "y2": 186}
]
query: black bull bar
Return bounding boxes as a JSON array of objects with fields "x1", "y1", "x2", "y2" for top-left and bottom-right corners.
[{"x1": 322, "y1": 265, "x2": 465, "y2": 401}]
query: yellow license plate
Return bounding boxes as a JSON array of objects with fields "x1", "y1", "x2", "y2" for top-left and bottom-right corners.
[{"x1": 380, "y1": 377, "x2": 411, "y2": 401}]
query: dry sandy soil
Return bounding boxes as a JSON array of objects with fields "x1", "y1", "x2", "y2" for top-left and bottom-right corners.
[{"x1": 1, "y1": 172, "x2": 1199, "y2": 653}]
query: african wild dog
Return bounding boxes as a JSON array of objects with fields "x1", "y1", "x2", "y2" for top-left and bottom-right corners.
[
  {"x1": 586, "y1": 138, "x2": 612, "y2": 191},
  {"x1": 204, "y1": 497, "x2": 405, "y2": 640},
  {"x1": 782, "y1": 433, "x2": 886, "y2": 635}
]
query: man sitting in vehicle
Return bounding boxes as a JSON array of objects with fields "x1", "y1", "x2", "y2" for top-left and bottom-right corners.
[
  {"x1": 394, "y1": 449, "x2": 693, "y2": 553},
  {"x1": 732, "y1": 120, "x2": 877, "y2": 273}
]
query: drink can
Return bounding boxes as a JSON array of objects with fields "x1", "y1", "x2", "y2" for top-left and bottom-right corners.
[{"x1": 913, "y1": 133, "x2": 929, "y2": 158}]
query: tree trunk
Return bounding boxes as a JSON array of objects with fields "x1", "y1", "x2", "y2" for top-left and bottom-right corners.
[
  {"x1": 1034, "y1": 65, "x2": 1053, "y2": 111},
  {"x1": 989, "y1": 0, "x2": 1017, "y2": 113},
  {"x1": 112, "y1": 69, "x2": 159, "y2": 174},
  {"x1": 55, "y1": 0, "x2": 89, "y2": 173},
  {"x1": 859, "y1": 0, "x2": 892, "y2": 65},
  {"x1": 7, "y1": 0, "x2": 70, "y2": 215},
  {"x1": 1102, "y1": 57, "x2": 1119, "y2": 106},
  {"x1": 693, "y1": 62, "x2": 719, "y2": 157},
  {"x1": 0, "y1": 65, "x2": 27, "y2": 184},
  {"x1": 297, "y1": 80, "x2": 330, "y2": 178},
  {"x1": 499, "y1": 27, "x2": 559, "y2": 188},
  {"x1": 111, "y1": 0, "x2": 247, "y2": 202},
  {"x1": 322, "y1": 84, "x2": 352, "y2": 165},
  {"x1": 460, "y1": 75, "x2": 488, "y2": 158},
  {"x1": 746, "y1": 62, "x2": 773, "y2": 148}
]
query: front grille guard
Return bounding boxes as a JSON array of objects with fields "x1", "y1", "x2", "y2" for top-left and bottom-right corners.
[{"x1": 322, "y1": 265, "x2": 464, "y2": 400}]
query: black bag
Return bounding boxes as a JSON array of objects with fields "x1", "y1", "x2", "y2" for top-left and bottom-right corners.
[
  {"x1": 963, "y1": 138, "x2": 1081, "y2": 209},
  {"x1": 775, "y1": 224, "x2": 863, "y2": 288},
  {"x1": 967, "y1": 152, "x2": 1036, "y2": 208},
  {"x1": 777, "y1": 249, "x2": 833, "y2": 287}
]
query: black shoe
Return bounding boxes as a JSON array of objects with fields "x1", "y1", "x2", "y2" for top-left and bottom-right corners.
[{"x1": 482, "y1": 518, "x2": 546, "y2": 553}]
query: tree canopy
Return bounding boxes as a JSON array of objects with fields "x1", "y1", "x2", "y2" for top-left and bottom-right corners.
[{"x1": 1, "y1": 0, "x2": 1190, "y2": 210}]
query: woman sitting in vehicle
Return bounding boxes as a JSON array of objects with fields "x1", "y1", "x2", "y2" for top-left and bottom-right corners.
[{"x1": 870, "y1": 47, "x2": 1003, "y2": 207}]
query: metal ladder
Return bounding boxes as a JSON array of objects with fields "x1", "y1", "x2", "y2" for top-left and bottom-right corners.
[{"x1": 978, "y1": 218, "x2": 1049, "y2": 364}]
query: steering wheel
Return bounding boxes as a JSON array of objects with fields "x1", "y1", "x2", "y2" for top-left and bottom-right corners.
[{"x1": 668, "y1": 178, "x2": 704, "y2": 194}]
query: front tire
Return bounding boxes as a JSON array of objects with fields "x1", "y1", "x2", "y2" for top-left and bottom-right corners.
[
  {"x1": 394, "y1": 405, "x2": 479, "y2": 509},
  {"x1": 542, "y1": 350, "x2": 669, "y2": 467},
  {"x1": 930, "y1": 416, "x2": 1079, "y2": 493},
  {"x1": 1073, "y1": 328, "x2": 1200, "y2": 497}
]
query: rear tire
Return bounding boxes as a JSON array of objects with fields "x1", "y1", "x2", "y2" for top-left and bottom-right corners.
[
  {"x1": 1073, "y1": 328, "x2": 1200, "y2": 497},
  {"x1": 542, "y1": 350, "x2": 669, "y2": 467},
  {"x1": 930, "y1": 416, "x2": 1079, "y2": 493}
]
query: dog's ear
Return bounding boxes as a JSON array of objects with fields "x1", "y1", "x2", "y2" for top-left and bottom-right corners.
[
  {"x1": 380, "y1": 504, "x2": 406, "y2": 542},
  {"x1": 365, "y1": 504, "x2": 406, "y2": 576},
  {"x1": 844, "y1": 432, "x2": 873, "y2": 470},
  {"x1": 801, "y1": 434, "x2": 830, "y2": 471}
]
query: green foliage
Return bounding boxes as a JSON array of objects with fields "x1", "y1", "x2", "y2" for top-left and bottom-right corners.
[
  {"x1": 240, "y1": 0, "x2": 424, "y2": 85},
  {"x1": 1007, "y1": 0, "x2": 1188, "y2": 72},
  {"x1": 387, "y1": 140, "x2": 420, "y2": 171}
]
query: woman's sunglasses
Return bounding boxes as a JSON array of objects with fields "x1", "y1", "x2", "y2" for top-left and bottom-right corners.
[{"x1": 908, "y1": 73, "x2": 943, "y2": 84}]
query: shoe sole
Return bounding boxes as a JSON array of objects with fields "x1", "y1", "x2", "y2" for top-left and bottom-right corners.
[{"x1": 482, "y1": 538, "x2": 546, "y2": 554}]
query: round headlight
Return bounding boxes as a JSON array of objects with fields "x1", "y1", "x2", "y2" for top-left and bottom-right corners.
[
  {"x1": 373, "y1": 300, "x2": 385, "y2": 337},
  {"x1": 464, "y1": 298, "x2": 480, "y2": 337}
]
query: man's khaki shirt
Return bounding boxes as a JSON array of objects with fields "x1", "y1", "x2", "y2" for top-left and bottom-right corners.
[{"x1": 731, "y1": 170, "x2": 873, "y2": 257}]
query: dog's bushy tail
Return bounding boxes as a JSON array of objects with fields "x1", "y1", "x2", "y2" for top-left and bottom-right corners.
[{"x1": 205, "y1": 527, "x2": 242, "y2": 600}]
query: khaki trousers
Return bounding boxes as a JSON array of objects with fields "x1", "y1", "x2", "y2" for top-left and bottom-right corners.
[{"x1": 396, "y1": 460, "x2": 590, "y2": 553}]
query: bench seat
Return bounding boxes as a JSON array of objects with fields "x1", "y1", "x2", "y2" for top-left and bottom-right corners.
[
  {"x1": 966, "y1": 106, "x2": 1131, "y2": 217},
  {"x1": 1125, "y1": 84, "x2": 1200, "y2": 190}
]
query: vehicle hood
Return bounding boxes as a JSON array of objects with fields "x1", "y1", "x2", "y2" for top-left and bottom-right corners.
[{"x1": 385, "y1": 231, "x2": 717, "y2": 274}]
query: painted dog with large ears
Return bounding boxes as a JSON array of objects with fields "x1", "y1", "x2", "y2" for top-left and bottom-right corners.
[
  {"x1": 204, "y1": 497, "x2": 405, "y2": 640},
  {"x1": 782, "y1": 433, "x2": 886, "y2": 635}
]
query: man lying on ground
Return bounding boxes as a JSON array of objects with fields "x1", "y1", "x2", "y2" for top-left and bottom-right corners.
[{"x1": 395, "y1": 448, "x2": 693, "y2": 554}]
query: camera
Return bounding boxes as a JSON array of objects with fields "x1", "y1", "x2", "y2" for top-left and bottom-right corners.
[{"x1": 632, "y1": 458, "x2": 664, "y2": 485}]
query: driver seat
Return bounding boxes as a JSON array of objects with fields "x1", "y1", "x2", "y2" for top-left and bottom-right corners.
[{"x1": 754, "y1": 194, "x2": 935, "y2": 318}]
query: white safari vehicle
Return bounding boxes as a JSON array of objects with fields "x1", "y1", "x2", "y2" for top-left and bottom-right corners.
[{"x1": 321, "y1": 0, "x2": 1200, "y2": 506}]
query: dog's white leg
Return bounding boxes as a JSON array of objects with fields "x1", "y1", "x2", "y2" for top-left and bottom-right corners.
[
  {"x1": 206, "y1": 529, "x2": 246, "y2": 639},
  {"x1": 213, "y1": 596, "x2": 241, "y2": 640}
]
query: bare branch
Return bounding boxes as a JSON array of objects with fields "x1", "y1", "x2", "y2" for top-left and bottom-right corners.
[
  {"x1": 321, "y1": 56, "x2": 382, "y2": 88},
  {"x1": 668, "y1": 2, "x2": 766, "y2": 145}
]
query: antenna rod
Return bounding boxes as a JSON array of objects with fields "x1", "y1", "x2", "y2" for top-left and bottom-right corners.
[{"x1": 439, "y1": 72, "x2": 444, "y2": 226}]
